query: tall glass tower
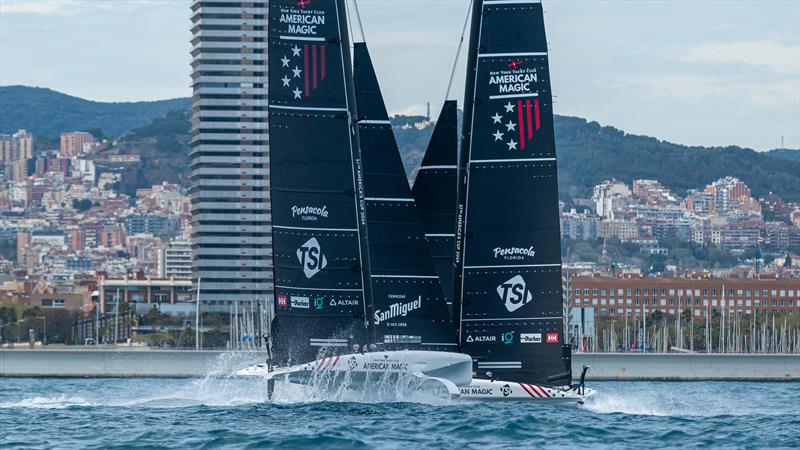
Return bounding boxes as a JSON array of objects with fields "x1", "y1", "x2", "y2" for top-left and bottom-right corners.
[{"x1": 190, "y1": 0, "x2": 272, "y2": 308}]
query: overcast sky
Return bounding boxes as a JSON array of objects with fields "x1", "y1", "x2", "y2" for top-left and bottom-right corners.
[{"x1": 1, "y1": 0, "x2": 798, "y2": 150}]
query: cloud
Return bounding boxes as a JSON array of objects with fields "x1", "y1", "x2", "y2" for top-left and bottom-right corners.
[
  {"x1": 0, "y1": 0, "x2": 82, "y2": 15},
  {"x1": 621, "y1": 74, "x2": 800, "y2": 107},
  {"x1": 0, "y1": 0, "x2": 165, "y2": 15},
  {"x1": 680, "y1": 41, "x2": 800, "y2": 75}
]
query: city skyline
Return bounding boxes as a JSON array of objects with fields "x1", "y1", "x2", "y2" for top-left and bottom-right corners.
[{"x1": 0, "y1": 0, "x2": 798, "y2": 151}]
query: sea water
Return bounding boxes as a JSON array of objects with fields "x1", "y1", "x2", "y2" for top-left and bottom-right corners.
[{"x1": 0, "y1": 360, "x2": 797, "y2": 449}]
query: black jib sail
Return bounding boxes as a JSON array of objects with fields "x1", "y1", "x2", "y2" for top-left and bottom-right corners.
[
  {"x1": 269, "y1": 0, "x2": 372, "y2": 365},
  {"x1": 353, "y1": 43, "x2": 457, "y2": 351},
  {"x1": 411, "y1": 101, "x2": 459, "y2": 309},
  {"x1": 453, "y1": 0, "x2": 571, "y2": 385}
]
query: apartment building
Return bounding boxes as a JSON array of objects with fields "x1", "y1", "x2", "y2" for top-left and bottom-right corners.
[{"x1": 189, "y1": 0, "x2": 272, "y2": 306}]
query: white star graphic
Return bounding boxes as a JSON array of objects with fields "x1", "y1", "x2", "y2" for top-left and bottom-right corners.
[
  {"x1": 281, "y1": 56, "x2": 290, "y2": 68},
  {"x1": 493, "y1": 130, "x2": 504, "y2": 141},
  {"x1": 292, "y1": 87, "x2": 303, "y2": 99},
  {"x1": 292, "y1": 65, "x2": 302, "y2": 78},
  {"x1": 491, "y1": 113, "x2": 503, "y2": 124},
  {"x1": 504, "y1": 102, "x2": 515, "y2": 113},
  {"x1": 505, "y1": 120, "x2": 517, "y2": 132},
  {"x1": 281, "y1": 76, "x2": 291, "y2": 87},
  {"x1": 507, "y1": 140, "x2": 518, "y2": 151},
  {"x1": 291, "y1": 45, "x2": 301, "y2": 57}
]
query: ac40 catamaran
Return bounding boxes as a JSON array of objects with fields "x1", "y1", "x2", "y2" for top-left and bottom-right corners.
[{"x1": 237, "y1": 0, "x2": 593, "y2": 404}]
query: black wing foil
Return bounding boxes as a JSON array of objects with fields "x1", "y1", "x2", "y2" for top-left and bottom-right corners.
[
  {"x1": 412, "y1": 100, "x2": 459, "y2": 309},
  {"x1": 269, "y1": 0, "x2": 367, "y2": 365},
  {"x1": 353, "y1": 43, "x2": 457, "y2": 351},
  {"x1": 455, "y1": 0, "x2": 570, "y2": 385}
]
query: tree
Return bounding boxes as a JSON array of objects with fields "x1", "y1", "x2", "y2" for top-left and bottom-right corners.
[
  {"x1": 72, "y1": 198, "x2": 93, "y2": 212},
  {"x1": 785, "y1": 254, "x2": 794, "y2": 268}
]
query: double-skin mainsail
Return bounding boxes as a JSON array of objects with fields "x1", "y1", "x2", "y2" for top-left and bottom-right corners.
[
  {"x1": 411, "y1": 101, "x2": 459, "y2": 309},
  {"x1": 269, "y1": 0, "x2": 371, "y2": 365},
  {"x1": 354, "y1": 43, "x2": 457, "y2": 352},
  {"x1": 452, "y1": 0, "x2": 572, "y2": 385},
  {"x1": 269, "y1": 0, "x2": 456, "y2": 366}
]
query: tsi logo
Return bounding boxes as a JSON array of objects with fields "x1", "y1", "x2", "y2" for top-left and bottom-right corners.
[
  {"x1": 297, "y1": 237, "x2": 327, "y2": 278},
  {"x1": 496, "y1": 275, "x2": 533, "y2": 312}
]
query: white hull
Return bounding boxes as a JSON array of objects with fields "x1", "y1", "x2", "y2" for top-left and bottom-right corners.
[
  {"x1": 459, "y1": 378, "x2": 594, "y2": 404},
  {"x1": 237, "y1": 350, "x2": 473, "y2": 396}
]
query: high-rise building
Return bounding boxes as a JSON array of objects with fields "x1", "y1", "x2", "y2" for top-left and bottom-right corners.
[
  {"x1": 14, "y1": 129, "x2": 33, "y2": 161},
  {"x1": 189, "y1": 0, "x2": 272, "y2": 306},
  {"x1": 60, "y1": 131, "x2": 95, "y2": 157},
  {"x1": 0, "y1": 134, "x2": 14, "y2": 161}
]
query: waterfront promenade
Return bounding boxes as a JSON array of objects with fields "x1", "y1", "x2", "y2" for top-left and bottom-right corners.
[{"x1": 0, "y1": 349, "x2": 797, "y2": 380}]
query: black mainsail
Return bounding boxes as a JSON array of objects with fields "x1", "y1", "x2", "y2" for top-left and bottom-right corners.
[
  {"x1": 354, "y1": 43, "x2": 457, "y2": 351},
  {"x1": 453, "y1": 0, "x2": 571, "y2": 385},
  {"x1": 411, "y1": 101, "x2": 459, "y2": 308},
  {"x1": 269, "y1": 0, "x2": 372, "y2": 365}
]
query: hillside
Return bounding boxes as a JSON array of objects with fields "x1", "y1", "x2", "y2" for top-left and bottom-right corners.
[
  {"x1": 96, "y1": 110, "x2": 191, "y2": 197},
  {"x1": 554, "y1": 116, "x2": 800, "y2": 202},
  {"x1": 765, "y1": 149, "x2": 800, "y2": 163},
  {"x1": 0, "y1": 86, "x2": 190, "y2": 139},
  {"x1": 10, "y1": 87, "x2": 798, "y2": 202}
]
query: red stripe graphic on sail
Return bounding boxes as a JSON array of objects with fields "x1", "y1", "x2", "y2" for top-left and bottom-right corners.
[
  {"x1": 534, "y1": 99, "x2": 541, "y2": 130},
  {"x1": 526, "y1": 100, "x2": 534, "y2": 140},
  {"x1": 519, "y1": 383, "x2": 539, "y2": 398},
  {"x1": 321, "y1": 46, "x2": 326, "y2": 79},
  {"x1": 300, "y1": 44, "x2": 327, "y2": 99},
  {"x1": 304, "y1": 44, "x2": 310, "y2": 98},
  {"x1": 517, "y1": 100, "x2": 525, "y2": 150},
  {"x1": 331, "y1": 355, "x2": 340, "y2": 368},
  {"x1": 317, "y1": 357, "x2": 327, "y2": 371},
  {"x1": 312, "y1": 45, "x2": 318, "y2": 90}
]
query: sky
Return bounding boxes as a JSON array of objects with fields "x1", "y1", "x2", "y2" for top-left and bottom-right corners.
[{"x1": 0, "y1": 0, "x2": 798, "y2": 151}]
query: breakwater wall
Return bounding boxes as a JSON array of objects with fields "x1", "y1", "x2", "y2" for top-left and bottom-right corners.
[
  {"x1": 573, "y1": 353, "x2": 799, "y2": 381},
  {"x1": 0, "y1": 349, "x2": 797, "y2": 380}
]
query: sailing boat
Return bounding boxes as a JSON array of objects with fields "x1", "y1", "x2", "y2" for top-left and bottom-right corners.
[
  {"x1": 237, "y1": 0, "x2": 472, "y2": 396},
  {"x1": 442, "y1": 0, "x2": 592, "y2": 401}
]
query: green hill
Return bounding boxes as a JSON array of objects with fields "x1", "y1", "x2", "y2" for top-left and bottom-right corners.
[
  {"x1": 0, "y1": 86, "x2": 190, "y2": 139},
  {"x1": 765, "y1": 148, "x2": 800, "y2": 163},
  {"x1": 553, "y1": 116, "x2": 800, "y2": 202},
  {"x1": 6, "y1": 87, "x2": 798, "y2": 203}
]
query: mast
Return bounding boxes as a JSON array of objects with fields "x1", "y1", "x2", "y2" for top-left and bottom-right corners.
[
  {"x1": 451, "y1": 0, "x2": 484, "y2": 337},
  {"x1": 453, "y1": 0, "x2": 571, "y2": 385},
  {"x1": 268, "y1": 0, "x2": 373, "y2": 365},
  {"x1": 354, "y1": 43, "x2": 457, "y2": 351}
]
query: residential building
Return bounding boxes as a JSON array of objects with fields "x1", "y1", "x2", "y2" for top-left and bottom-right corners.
[
  {"x1": 190, "y1": 0, "x2": 272, "y2": 305},
  {"x1": 569, "y1": 275, "x2": 800, "y2": 318},
  {"x1": 98, "y1": 274, "x2": 193, "y2": 313},
  {"x1": 60, "y1": 131, "x2": 95, "y2": 157},
  {"x1": 157, "y1": 239, "x2": 193, "y2": 278},
  {"x1": 592, "y1": 179, "x2": 631, "y2": 219}
]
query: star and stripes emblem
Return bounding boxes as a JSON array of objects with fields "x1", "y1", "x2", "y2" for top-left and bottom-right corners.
[
  {"x1": 490, "y1": 96, "x2": 541, "y2": 151},
  {"x1": 280, "y1": 43, "x2": 327, "y2": 100}
]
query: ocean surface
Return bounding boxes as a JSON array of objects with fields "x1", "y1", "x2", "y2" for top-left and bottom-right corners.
[{"x1": 1, "y1": 359, "x2": 798, "y2": 449}]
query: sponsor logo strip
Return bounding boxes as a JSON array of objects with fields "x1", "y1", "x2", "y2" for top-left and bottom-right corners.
[
  {"x1": 364, "y1": 197, "x2": 415, "y2": 202},
  {"x1": 419, "y1": 165, "x2": 457, "y2": 170},
  {"x1": 276, "y1": 285, "x2": 363, "y2": 292}
]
